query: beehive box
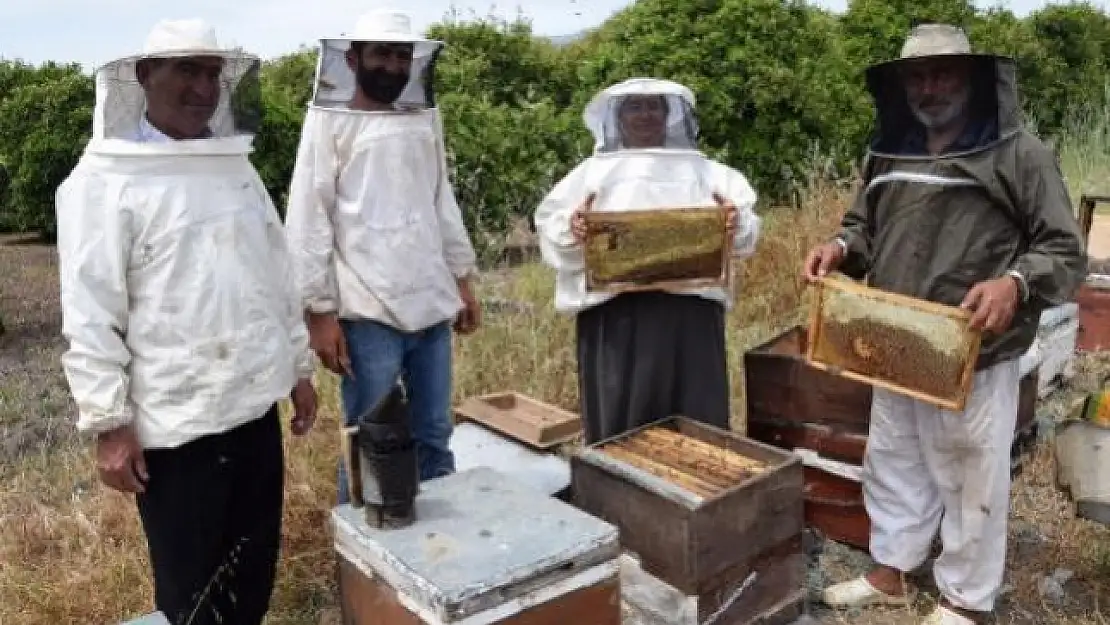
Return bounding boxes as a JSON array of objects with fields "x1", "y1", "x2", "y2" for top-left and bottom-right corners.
[
  {"x1": 120, "y1": 614, "x2": 171, "y2": 625},
  {"x1": 454, "y1": 392, "x2": 582, "y2": 449},
  {"x1": 334, "y1": 467, "x2": 622, "y2": 625},
  {"x1": 745, "y1": 324, "x2": 1040, "y2": 550},
  {"x1": 583, "y1": 206, "x2": 730, "y2": 293},
  {"x1": 806, "y1": 275, "x2": 982, "y2": 412},
  {"x1": 1077, "y1": 277, "x2": 1110, "y2": 352},
  {"x1": 571, "y1": 417, "x2": 806, "y2": 624}
]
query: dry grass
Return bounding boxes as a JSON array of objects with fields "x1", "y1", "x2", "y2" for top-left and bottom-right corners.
[{"x1": 0, "y1": 173, "x2": 1107, "y2": 625}]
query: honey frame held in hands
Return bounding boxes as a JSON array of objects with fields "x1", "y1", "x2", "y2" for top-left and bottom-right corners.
[
  {"x1": 805, "y1": 275, "x2": 983, "y2": 412},
  {"x1": 583, "y1": 205, "x2": 731, "y2": 293}
]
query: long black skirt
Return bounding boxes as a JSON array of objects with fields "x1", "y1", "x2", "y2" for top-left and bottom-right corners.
[{"x1": 575, "y1": 291, "x2": 730, "y2": 444}]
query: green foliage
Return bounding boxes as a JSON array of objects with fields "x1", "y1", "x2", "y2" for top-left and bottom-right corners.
[
  {"x1": 438, "y1": 92, "x2": 589, "y2": 251},
  {"x1": 0, "y1": 69, "x2": 93, "y2": 239},
  {"x1": 5, "y1": 2, "x2": 1110, "y2": 246},
  {"x1": 840, "y1": 0, "x2": 977, "y2": 67},
  {"x1": 578, "y1": 0, "x2": 872, "y2": 198},
  {"x1": 429, "y1": 15, "x2": 577, "y2": 107},
  {"x1": 252, "y1": 51, "x2": 317, "y2": 214}
]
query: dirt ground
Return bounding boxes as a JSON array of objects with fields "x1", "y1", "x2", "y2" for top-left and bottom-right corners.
[
  {"x1": 2, "y1": 234, "x2": 1108, "y2": 625},
  {"x1": 0, "y1": 234, "x2": 77, "y2": 466}
]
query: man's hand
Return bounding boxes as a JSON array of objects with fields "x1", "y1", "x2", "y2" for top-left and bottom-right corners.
[
  {"x1": 713, "y1": 192, "x2": 738, "y2": 240},
  {"x1": 307, "y1": 312, "x2": 353, "y2": 377},
  {"x1": 570, "y1": 193, "x2": 597, "y2": 244},
  {"x1": 961, "y1": 276, "x2": 1021, "y2": 334},
  {"x1": 454, "y1": 277, "x2": 481, "y2": 335},
  {"x1": 290, "y1": 378, "x2": 317, "y2": 436},
  {"x1": 96, "y1": 424, "x2": 148, "y2": 494},
  {"x1": 803, "y1": 241, "x2": 846, "y2": 283}
]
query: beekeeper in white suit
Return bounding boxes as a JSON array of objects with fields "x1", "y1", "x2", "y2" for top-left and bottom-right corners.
[
  {"x1": 533, "y1": 78, "x2": 761, "y2": 444},
  {"x1": 55, "y1": 19, "x2": 316, "y2": 625},
  {"x1": 284, "y1": 8, "x2": 480, "y2": 502}
]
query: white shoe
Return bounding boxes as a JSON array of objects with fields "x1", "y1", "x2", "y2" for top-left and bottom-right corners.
[
  {"x1": 921, "y1": 606, "x2": 976, "y2": 625},
  {"x1": 822, "y1": 576, "x2": 912, "y2": 608}
]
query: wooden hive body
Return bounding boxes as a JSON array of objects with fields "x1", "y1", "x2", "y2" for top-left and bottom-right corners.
[
  {"x1": 745, "y1": 325, "x2": 1040, "y2": 550},
  {"x1": 571, "y1": 417, "x2": 806, "y2": 624}
]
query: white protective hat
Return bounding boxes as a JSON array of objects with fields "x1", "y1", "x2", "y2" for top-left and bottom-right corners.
[
  {"x1": 312, "y1": 8, "x2": 444, "y2": 110},
  {"x1": 583, "y1": 78, "x2": 700, "y2": 153},
  {"x1": 91, "y1": 18, "x2": 260, "y2": 145}
]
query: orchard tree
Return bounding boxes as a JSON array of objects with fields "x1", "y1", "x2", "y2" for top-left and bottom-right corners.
[
  {"x1": 0, "y1": 70, "x2": 93, "y2": 239},
  {"x1": 575, "y1": 0, "x2": 872, "y2": 200}
]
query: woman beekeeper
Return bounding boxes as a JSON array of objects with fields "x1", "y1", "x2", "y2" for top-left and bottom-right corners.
[
  {"x1": 55, "y1": 18, "x2": 316, "y2": 625},
  {"x1": 284, "y1": 9, "x2": 480, "y2": 502},
  {"x1": 533, "y1": 78, "x2": 761, "y2": 444}
]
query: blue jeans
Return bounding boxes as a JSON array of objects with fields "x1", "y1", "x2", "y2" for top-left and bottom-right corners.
[{"x1": 336, "y1": 319, "x2": 455, "y2": 505}]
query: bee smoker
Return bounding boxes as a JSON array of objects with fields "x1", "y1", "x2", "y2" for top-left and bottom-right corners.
[{"x1": 352, "y1": 380, "x2": 420, "y2": 529}]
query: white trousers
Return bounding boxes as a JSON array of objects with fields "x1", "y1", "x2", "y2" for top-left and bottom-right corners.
[{"x1": 863, "y1": 358, "x2": 1020, "y2": 612}]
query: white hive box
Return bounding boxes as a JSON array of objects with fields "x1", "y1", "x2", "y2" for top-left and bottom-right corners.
[
  {"x1": 1020, "y1": 302, "x2": 1079, "y2": 398},
  {"x1": 120, "y1": 613, "x2": 171, "y2": 625},
  {"x1": 333, "y1": 467, "x2": 621, "y2": 625}
]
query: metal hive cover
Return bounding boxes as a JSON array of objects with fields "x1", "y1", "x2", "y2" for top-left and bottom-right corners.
[
  {"x1": 119, "y1": 613, "x2": 171, "y2": 625},
  {"x1": 332, "y1": 467, "x2": 619, "y2": 622}
]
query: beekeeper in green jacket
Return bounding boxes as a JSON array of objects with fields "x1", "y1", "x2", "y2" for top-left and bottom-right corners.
[{"x1": 803, "y1": 23, "x2": 1086, "y2": 625}]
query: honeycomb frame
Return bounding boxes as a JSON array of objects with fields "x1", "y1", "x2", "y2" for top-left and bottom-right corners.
[
  {"x1": 582, "y1": 204, "x2": 731, "y2": 293},
  {"x1": 805, "y1": 274, "x2": 982, "y2": 412}
]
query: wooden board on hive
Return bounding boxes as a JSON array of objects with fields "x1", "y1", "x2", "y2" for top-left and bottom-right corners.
[
  {"x1": 582, "y1": 205, "x2": 730, "y2": 294},
  {"x1": 571, "y1": 416, "x2": 805, "y2": 621},
  {"x1": 454, "y1": 392, "x2": 581, "y2": 449},
  {"x1": 806, "y1": 274, "x2": 982, "y2": 412}
]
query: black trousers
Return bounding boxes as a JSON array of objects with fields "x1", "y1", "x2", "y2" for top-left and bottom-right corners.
[
  {"x1": 576, "y1": 291, "x2": 730, "y2": 444},
  {"x1": 136, "y1": 407, "x2": 284, "y2": 625}
]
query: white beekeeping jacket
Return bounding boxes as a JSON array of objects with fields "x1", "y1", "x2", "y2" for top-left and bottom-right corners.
[
  {"x1": 55, "y1": 19, "x2": 314, "y2": 450},
  {"x1": 284, "y1": 9, "x2": 477, "y2": 333},
  {"x1": 533, "y1": 78, "x2": 762, "y2": 315}
]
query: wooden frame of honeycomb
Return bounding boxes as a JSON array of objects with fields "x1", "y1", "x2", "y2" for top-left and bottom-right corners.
[
  {"x1": 582, "y1": 204, "x2": 731, "y2": 293},
  {"x1": 596, "y1": 425, "x2": 768, "y2": 499},
  {"x1": 805, "y1": 274, "x2": 982, "y2": 412}
]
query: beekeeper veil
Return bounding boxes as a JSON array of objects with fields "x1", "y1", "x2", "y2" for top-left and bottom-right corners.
[
  {"x1": 585, "y1": 78, "x2": 699, "y2": 152},
  {"x1": 312, "y1": 9, "x2": 443, "y2": 110},
  {"x1": 90, "y1": 18, "x2": 260, "y2": 150}
]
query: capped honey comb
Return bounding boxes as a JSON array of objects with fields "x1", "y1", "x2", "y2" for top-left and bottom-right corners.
[
  {"x1": 583, "y1": 206, "x2": 728, "y2": 292},
  {"x1": 598, "y1": 425, "x2": 766, "y2": 499},
  {"x1": 807, "y1": 275, "x2": 981, "y2": 412}
]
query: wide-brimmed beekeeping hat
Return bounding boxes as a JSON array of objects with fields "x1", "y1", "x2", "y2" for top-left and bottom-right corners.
[
  {"x1": 91, "y1": 18, "x2": 260, "y2": 143},
  {"x1": 312, "y1": 8, "x2": 443, "y2": 110},
  {"x1": 336, "y1": 8, "x2": 442, "y2": 46},
  {"x1": 866, "y1": 23, "x2": 1006, "y2": 75},
  {"x1": 584, "y1": 78, "x2": 700, "y2": 153}
]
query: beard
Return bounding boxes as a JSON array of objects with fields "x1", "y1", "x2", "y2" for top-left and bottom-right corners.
[
  {"x1": 356, "y1": 66, "x2": 410, "y2": 105},
  {"x1": 910, "y1": 87, "x2": 970, "y2": 129}
]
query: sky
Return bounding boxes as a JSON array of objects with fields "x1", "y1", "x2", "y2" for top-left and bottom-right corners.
[{"x1": 0, "y1": 0, "x2": 1104, "y2": 69}]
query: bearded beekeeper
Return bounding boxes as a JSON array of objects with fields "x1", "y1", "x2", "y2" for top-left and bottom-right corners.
[
  {"x1": 533, "y1": 78, "x2": 761, "y2": 444},
  {"x1": 803, "y1": 24, "x2": 1085, "y2": 625},
  {"x1": 284, "y1": 8, "x2": 480, "y2": 501},
  {"x1": 55, "y1": 19, "x2": 317, "y2": 625}
]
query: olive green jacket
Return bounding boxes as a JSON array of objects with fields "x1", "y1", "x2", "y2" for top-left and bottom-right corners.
[{"x1": 837, "y1": 54, "x2": 1087, "y2": 370}]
